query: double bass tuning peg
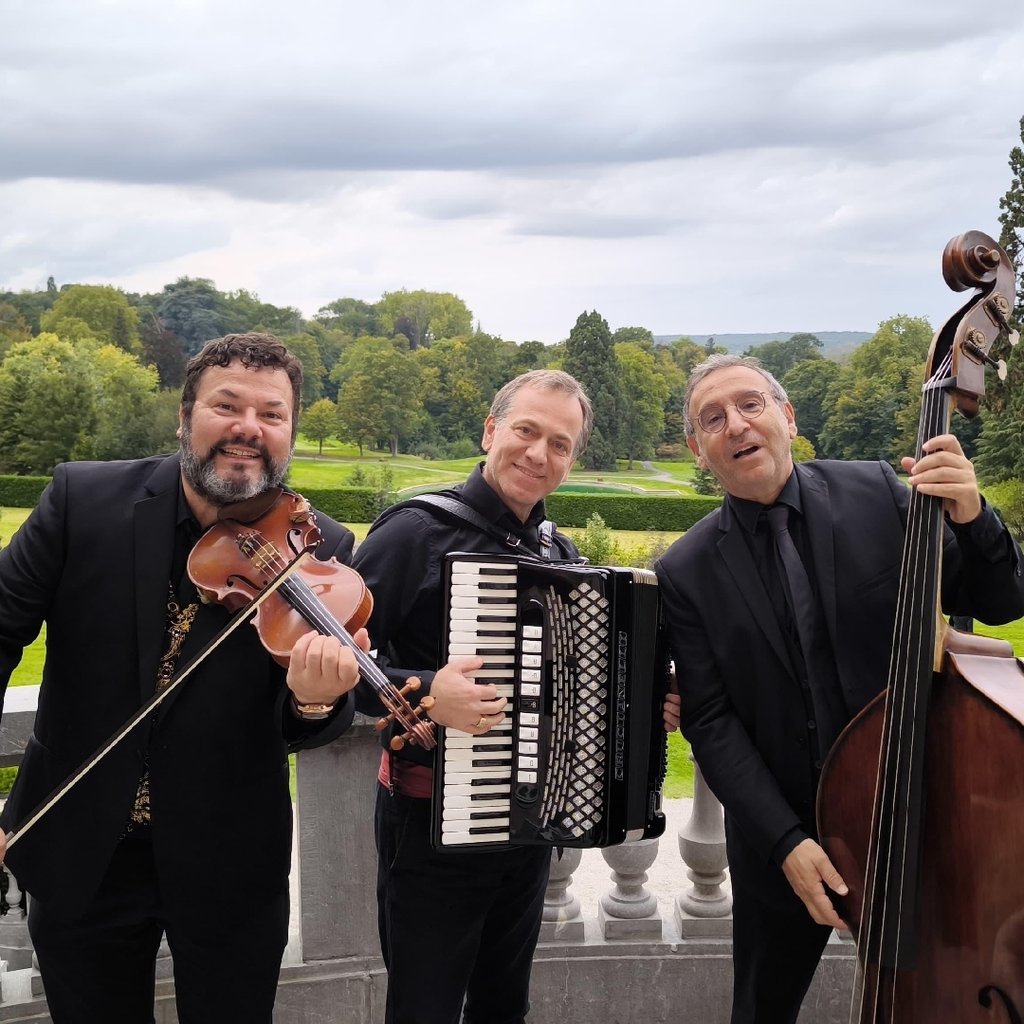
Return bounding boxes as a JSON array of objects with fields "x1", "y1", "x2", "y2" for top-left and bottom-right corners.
[
  {"x1": 984, "y1": 295, "x2": 1019, "y2": 346},
  {"x1": 963, "y1": 328, "x2": 1008, "y2": 381}
]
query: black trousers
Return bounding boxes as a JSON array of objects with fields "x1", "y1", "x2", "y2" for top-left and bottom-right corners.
[
  {"x1": 374, "y1": 784, "x2": 550, "y2": 1024},
  {"x1": 28, "y1": 829, "x2": 289, "y2": 1024},
  {"x1": 730, "y1": 883, "x2": 833, "y2": 1024}
]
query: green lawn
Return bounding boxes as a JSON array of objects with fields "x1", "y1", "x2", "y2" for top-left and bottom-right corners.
[
  {"x1": 288, "y1": 440, "x2": 699, "y2": 497},
  {"x1": 5, "y1": 483, "x2": 1024, "y2": 806}
]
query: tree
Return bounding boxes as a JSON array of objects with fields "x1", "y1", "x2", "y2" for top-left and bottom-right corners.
[
  {"x1": 614, "y1": 342, "x2": 668, "y2": 468},
  {"x1": 506, "y1": 340, "x2": 550, "y2": 376},
  {"x1": 335, "y1": 338, "x2": 422, "y2": 455},
  {"x1": 563, "y1": 311, "x2": 621, "y2": 470},
  {"x1": 40, "y1": 284, "x2": 142, "y2": 354},
  {"x1": 818, "y1": 316, "x2": 932, "y2": 463},
  {"x1": 0, "y1": 285, "x2": 58, "y2": 332},
  {"x1": 818, "y1": 375, "x2": 901, "y2": 462},
  {"x1": 377, "y1": 290, "x2": 473, "y2": 349},
  {"x1": 314, "y1": 297, "x2": 382, "y2": 338},
  {"x1": 664, "y1": 337, "x2": 708, "y2": 376},
  {"x1": 744, "y1": 333, "x2": 822, "y2": 379},
  {"x1": 301, "y1": 399, "x2": 341, "y2": 455},
  {"x1": 89, "y1": 345, "x2": 162, "y2": 461},
  {"x1": 157, "y1": 278, "x2": 241, "y2": 356},
  {"x1": 791, "y1": 435, "x2": 816, "y2": 463},
  {"x1": 612, "y1": 326, "x2": 655, "y2": 350},
  {"x1": 281, "y1": 332, "x2": 326, "y2": 405},
  {"x1": 139, "y1": 315, "x2": 187, "y2": 388},
  {"x1": 781, "y1": 358, "x2": 842, "y2": 452},
  {"x1": 654, "y1": 348, "x2": 688, "y2": 449},
  {"x1": 223, "y1": 289, "x2": 304, "y2": 336},
  {"x1": 0, "y1": 302, "x2": 32, "y2": 359},
  {"x1": 0, "y1": 334, "x2": 98, "y2": 473},
  {"x1": 977, "y1": 115, "x2": 1024, "y2": 485}
]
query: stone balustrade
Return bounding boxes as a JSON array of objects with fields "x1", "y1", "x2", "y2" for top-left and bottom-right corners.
[{"x1": 0, "y1": 691, "x2": 855, "y2": 1023}]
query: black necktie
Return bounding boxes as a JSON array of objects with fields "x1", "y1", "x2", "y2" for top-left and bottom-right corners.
[
  {"x1": 767, "y1": 503, "x2": 838, "y2": 752},
  {"x1": 766, "y1": 503, "x2": 817, "y2": 659}
]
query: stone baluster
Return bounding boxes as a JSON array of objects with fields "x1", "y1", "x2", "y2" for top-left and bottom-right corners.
[
  {"x1": 675, "y1": 757, "x2": 732, "y2": 937},
  {"x1": 30, "y1": 950, "x2": 44, "y2": 997},
  {"x1": 539, "y1": 846, "x2": 584, "y2": 942},
  {"x1": 598, "y1": 836, "x2": 662, "y2": 940}
]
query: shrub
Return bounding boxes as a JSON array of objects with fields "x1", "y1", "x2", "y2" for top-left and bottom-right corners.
[
  {"x1": 0, "y1": 475, "x2": 51, "y2": 507},
  {"x1": 301, "y1": 486, "x2": 380, "y2": 523},
  {"x1": 445, "y1": 439, "x2": 480, "y2": 460},
  {"x1": 574, "y1": 512, "x2": 616, "y2": 565},
  {"x1": 545, "y1": 492, "x2": 720, "y2": 530}
]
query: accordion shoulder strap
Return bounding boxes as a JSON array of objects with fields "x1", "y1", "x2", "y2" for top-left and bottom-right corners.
[{"x1": 371, "y1": 493, "x2": 558, "y2": 561}]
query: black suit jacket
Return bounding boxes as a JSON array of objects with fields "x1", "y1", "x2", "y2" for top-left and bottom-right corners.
[
  {"x1": 0, "y1": 454, "x2": 355, "y2": 920},
  {"x1": 655, "y1": 460, "x2": 1024, "y2": 911}
]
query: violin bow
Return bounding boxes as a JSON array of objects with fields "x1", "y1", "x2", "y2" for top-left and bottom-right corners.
[{"x1": 4, "y1": 550, "x2": 313, "y2": 851}]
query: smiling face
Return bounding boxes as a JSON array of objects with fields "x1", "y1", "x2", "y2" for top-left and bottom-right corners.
[
  {"x1": 481, "y1": 384, "x2": 585, "y2": 522},
  {"x1": 687, "y1": 365, "x2": 797, "y2": 505},
  {"x1": 178, "y1": 361, "x2": 295, "y2": 526}
]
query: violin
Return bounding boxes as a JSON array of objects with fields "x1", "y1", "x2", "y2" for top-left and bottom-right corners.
[
  {"x1": 187, "y1": 487, "x2": 436, "y2": 751},
  {"x1": 817, "y1": 231, "x2": 1024, "y2": 1021},
  {"x1": 4, "y1": 486, "x2": 436, "y2": 854}
]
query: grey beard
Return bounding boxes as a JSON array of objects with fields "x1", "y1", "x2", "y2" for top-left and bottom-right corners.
[{"x1": 179, "y1": 424, "x2": 290, "y2": 506}]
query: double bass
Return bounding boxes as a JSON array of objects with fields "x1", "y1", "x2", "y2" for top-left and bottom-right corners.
[{"x1": 818, "y1": 231, "x2": 1024, "y2": 1021}]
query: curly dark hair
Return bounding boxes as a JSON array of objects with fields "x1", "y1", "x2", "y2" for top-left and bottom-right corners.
[{"x1": 180, "y1": 333, "x2": 304, "y2": 437}]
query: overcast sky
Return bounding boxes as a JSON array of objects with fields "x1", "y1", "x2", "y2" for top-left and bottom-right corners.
[{"x1": 2, "y1": 0, "x2": 1022, "y2": 343}]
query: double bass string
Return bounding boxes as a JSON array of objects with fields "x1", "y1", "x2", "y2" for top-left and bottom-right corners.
[{"x1": 855, "y1": 350, "x2": 954, "y2": 1022}]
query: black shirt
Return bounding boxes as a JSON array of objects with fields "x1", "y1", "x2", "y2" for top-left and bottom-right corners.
[{"x1": 351, "y1": 463, "x2": 579, "y2": 765}]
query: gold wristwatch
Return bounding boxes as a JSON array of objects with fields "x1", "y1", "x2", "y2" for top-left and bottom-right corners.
[{"x1": 291, "y1": 695, "x2": 338, "y2": 720}]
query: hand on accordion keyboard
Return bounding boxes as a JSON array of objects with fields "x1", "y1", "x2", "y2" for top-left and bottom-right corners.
[{"x1": 427, "y1": 655, "x2": 509, "y2": 733}]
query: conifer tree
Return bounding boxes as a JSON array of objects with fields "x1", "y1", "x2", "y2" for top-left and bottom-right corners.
[
  {"x1": 976, "y1": 115, "x2": 1024, "y2": 485},
  {"x1": 563, "y1": 311, "x2": 622, "y2": 470}
]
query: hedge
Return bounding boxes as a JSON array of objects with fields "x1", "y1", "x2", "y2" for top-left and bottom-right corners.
[
  {"x1": 0, "y1": 476, "x2": 722, "y2": 532},
  {"x1": 295, "y1": 486, "x2": 381, "y2": 523},
  {"x1": 0, "y1": 476, "x2": 51, "y2": 507},
  {"x1": 544, "y1": 493, "x2": 721, "y2": 531}
]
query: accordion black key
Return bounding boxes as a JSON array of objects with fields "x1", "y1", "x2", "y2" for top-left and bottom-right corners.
[{"x1": 431, "y1": 553, "x2": 668, "y2": 850}]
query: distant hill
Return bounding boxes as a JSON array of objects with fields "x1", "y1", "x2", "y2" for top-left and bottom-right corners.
[{"x1": 654, "y1": 331, "x2": 873, "y2": 360}]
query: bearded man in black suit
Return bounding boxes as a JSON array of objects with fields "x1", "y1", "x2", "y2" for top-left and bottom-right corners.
[
  {"x1": 655, "y1": 354, "x2": 1024, "y2": 1024},
  {"x1": 0, "y1": 333, "x2": 366, "y2": 1023}
]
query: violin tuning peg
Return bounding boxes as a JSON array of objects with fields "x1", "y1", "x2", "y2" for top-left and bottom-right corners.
[
  {"x1": 997, "y1": 358, "x2": 1008, "y2": 381},
  {"x1": 1009, "y1": 328, "x2": 1019, "y2": 348}
]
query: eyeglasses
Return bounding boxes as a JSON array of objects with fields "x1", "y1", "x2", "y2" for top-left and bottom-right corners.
[{"x1": 695, "y1": 391, "x2": 772, "y2": 433}]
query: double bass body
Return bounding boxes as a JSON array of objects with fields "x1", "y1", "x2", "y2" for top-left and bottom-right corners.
[{"x1": 819, "y1": 638, "x2": 1024, "y2": 1020}]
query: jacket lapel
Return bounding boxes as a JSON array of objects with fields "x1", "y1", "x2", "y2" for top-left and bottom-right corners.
[
  {"x1": 716, "y1": 500, "x2": 793, "y2": 671},
  {"x1": 134, "y1": 455, "x2": 181, "y2": 702}
]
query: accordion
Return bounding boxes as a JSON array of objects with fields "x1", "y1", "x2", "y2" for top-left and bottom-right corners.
[{"x1": 431, "y1": 552, "x2": 668, "y2": 851}]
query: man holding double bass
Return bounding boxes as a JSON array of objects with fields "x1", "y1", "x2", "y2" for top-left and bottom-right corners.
[
  {"x1": 0, "y1": 333, "x2": 364, "y2": 1022},
  {"x1": 656, "y1": 353, "x2": 1024, "y2": 1023}
]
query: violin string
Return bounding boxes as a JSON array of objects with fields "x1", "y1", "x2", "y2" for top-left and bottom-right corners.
[
  {"x1": 248, "y1": 541, "x2": 430, "y2": 738},
  {"x1": 278, "y1": 573, "x2": 426, "y2": 731}
]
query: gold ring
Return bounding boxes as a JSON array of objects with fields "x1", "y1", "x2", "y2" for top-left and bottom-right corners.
[{"x1": 476, "y1": 715, "x2": 487, "y2": 728}]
